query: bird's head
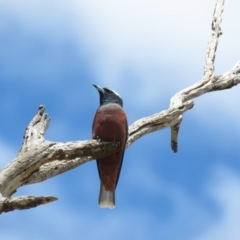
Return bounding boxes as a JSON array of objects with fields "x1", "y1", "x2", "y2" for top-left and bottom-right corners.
[{"x1": 93, "y1": 84, "x2": 123, "y2": 107}]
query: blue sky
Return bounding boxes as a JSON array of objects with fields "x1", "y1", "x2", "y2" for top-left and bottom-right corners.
[{"x1": 0, "y1": 0, "x2": 240, "y2": 239}]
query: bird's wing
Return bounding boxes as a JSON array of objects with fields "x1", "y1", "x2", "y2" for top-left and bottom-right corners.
[
  {"x1": 115, "y1": 120, "x2": 128, "y2": 188},
  {"x1": 92, "y1": 109, "x2": 103, "y2": 179}
]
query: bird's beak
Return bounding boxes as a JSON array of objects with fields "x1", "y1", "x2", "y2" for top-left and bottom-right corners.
[{"x1": 92, "y1": 84, "x2": 105, "y2": 94}]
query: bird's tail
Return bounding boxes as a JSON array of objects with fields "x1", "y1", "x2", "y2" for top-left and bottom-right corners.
[{"x1": 98, "y1": 183, "x2": 115, "y2": 209}]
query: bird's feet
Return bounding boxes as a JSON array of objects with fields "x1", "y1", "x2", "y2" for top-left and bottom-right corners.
[
  {"x1": 96, "y1": 136, "x2": 103, "y2": 142},
  {"x1": 113, "y1": 139, "x2": 120, "y2": 147},
  {"x1": 95, "y1": 137, "x2": 120, "y2": 147}
]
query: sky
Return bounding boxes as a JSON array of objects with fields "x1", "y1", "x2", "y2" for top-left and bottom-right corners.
[{"x1": 0, "y1": 0, "x2": 240, "y2": 239}]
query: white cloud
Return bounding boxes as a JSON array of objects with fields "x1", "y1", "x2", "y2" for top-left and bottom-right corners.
[
  {"x1": 1, "y1": 0, "x2": 239, "y2": 99},
  {"x1": 1, "y1": 139, "x2": 240, "y2": 240},
  {"x1": 193, "y1": 86, "x2": 240, "y2": 137},
  {"x1": 0, "y1": 0, "x2": 239, "y2": 125},
  {"x1": 0, "y1": 1, "x2": 240, "y2": 237},
  {"x1": 194, "y1": 165, "x2": 240, "y2": 240}
]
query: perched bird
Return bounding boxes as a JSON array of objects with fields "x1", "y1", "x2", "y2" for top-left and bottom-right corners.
[{"x1": 92, "y1": 84, "x2": 128, "y2": 209}]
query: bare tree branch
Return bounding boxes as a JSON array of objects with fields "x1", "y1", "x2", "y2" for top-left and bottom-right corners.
[
  {"x1": 0, "y1": 106, "x2": 120, "y2": 198},
  {"x1": 169, "y1": 0, "x2": 225, "y2": 150},
  {"x1": 23, "y1": 158, "x2": 90, "y2": 185},
  {"x1": 0, "y1": 0, "x2": 239, "y2": 213},
  {"x1": 0, "y1": 195, "x2": 57, "y2": 214},
  {"x1": 204, "y1": 0, "x2": 224, "y2": 77}
]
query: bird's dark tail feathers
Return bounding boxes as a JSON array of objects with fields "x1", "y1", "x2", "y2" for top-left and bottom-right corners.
[{"x1": 98, "y1": 183, "x2": 115, "y2": 209}]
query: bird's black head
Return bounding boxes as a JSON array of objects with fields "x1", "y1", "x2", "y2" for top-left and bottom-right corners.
[{"x1": 93, "y1": 84, "x2": 123, "y2": 107}]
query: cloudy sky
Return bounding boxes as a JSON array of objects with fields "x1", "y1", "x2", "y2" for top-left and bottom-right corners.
[{"x1": 0, "y1": 0, "x2": 240, "y2": 239}]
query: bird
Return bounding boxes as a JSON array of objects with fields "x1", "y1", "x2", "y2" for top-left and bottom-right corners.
[{"x1": 92, "y1": 84, "x2": 128, "y2": 209}]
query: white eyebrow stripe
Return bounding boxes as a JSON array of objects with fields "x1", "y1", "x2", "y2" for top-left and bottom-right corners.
[
  {"x1": 104, "y1": 88, "x2": 122, "y2": 99},
  {"x1": 111, "y1": 89, "x2": 121, "y2": 98}
]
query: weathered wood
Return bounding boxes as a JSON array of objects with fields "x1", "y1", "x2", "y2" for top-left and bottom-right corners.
[{"x1": 0, "y1": 195, "x2": 57, "y2": 214}]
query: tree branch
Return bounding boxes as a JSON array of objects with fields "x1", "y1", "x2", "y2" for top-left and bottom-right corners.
[
  {"x1": 0, "y1": 195, "x2": 57, "y2": 214},
  {"x1": 204, "y1": 0, "x2": 224, "y2": 77},
  {"x1": 169, "y1": 0, "x2": 225, "y2": 151},
  {"x1": 0, "y1": 0, "x2": 239, "y2": 213}
]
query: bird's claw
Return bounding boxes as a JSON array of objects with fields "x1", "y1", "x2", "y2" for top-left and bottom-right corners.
[
  {"x1": 96, "y1": 136, "x2": 103, "y2": 142},
  {"x1": 113, "y1": 140, "x2": 120, "y2": 147}
]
